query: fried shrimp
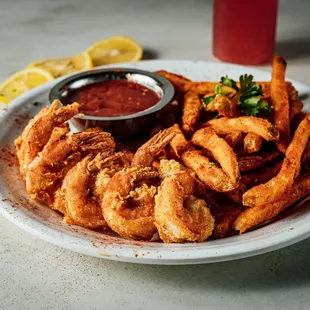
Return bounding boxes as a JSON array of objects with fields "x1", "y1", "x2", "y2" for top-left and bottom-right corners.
[
  {"x1": 62, "y1": 153, "x2": 112, "y2": 229},
  {"x1": 182, "y1": 91, "x2": 201, "y2": 135},
  {"x1": 15, "y1": 100, "x2": 80, "y2": 177},
  {"x1": 26, "y1": 131, "x2": 115, "y2": 205},
  {"x1": 155, "y1": 173, "x2": 214, "y2": 243},
  {"x1": 206, "y1": 116, "x2": 279, "y2": 142},
  {"x1": 131, "y1": 127, "x2": 177, "y2": 167},
  {"x1": 102, "y1": 167, "x2": 160, "y2": 240},
  {"x1": 192, "y1": 127, "x2": 240, "y2": 184}
]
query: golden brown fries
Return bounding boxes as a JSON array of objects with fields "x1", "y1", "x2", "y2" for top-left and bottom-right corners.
[
  {"x1": 155, "y1": 70, "x2": 191, "y2": 92},
  {"x1": 192, "y1": 128, "x2": 240, "y2": 184},
  {"x1": 243, "y1": 116, "x2": 310, "y2": 207},
  {"x1": 234, "y1": 173, "x2": 310, "y2": 233},
  {"x1": 224, "y1": 131, "x2": 243, "y2": 149},
  {"x1": 243, "y1": 133, "x2": 263, "y2": 154},
  {"x1": 290, "y1": 100, "x2": 304, "y2": 121},
  {"x1": 182, "y1": 91, "x2": 201, "y2": 134},
  {"x1": 214, "y1": 205, "x2": 244, "y2": 238},
  {"x1": 238, "y1": 149, "x2": 281, "y2": 172},
  {"x1": 182, "y1": 150, "x2": 239, "y2": 192},
  {"x1": 206, "y1": 116, "x2": 279, "y2": 142},
  {"x1": 271, "y1": 56, "x2": 291, "y2": 153},
  {"x1": 241, "y1": 161, "x2": 282, "y2": 189}
]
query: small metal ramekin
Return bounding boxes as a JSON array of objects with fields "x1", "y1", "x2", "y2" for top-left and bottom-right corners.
[{"x1": 49, "y1": 68, "x2": 175, "y2": 138}]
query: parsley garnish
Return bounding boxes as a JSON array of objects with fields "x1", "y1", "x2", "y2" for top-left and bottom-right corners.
[{"x1": 220, "y1": 75, "x2": 239, "y2": 91}]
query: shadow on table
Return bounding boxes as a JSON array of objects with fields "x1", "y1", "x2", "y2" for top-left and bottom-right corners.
[
  {"x1": 142, "y1": 48, "x2": 159, "y2": 60},
  {"x1": 275, "y1": 36, "x2": 310, "y2": 60},
  {"x1": 120, "y1": 238, "x2": 310, "y2": 292}
]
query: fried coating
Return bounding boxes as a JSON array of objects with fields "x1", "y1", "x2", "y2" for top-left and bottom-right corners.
[
  {"x1": 206, "y1": 116, "x2": 279, "y2": 142},
  {"x1": 192, "y1": 127, "x2": 240, "y2": 184},
  {"x1": 243, "y1": 115, "x2": 310, "y2": 207},
  {"x1": 290, "y1": 100, "x2": 304, "y2": 121},
  {"x1": 182, "y1": 91, "x2": 201, "y2": 135},
  {"x1": 62, "y1": 154, "x2": 109, "y2": 229},
  {"x1": 234, "y1": 174, "x2": 310, "y2": 233},
  {"x1": 241, "y1": 161, "x2": 282, "y2": 189},
  {"x1": 243, "y1": 133, "x2": 263, "y2": 154},
  {"x1": 238, "y1": 149, "x2": 281, "y2": 172},
  {"x1": 224, "y1": 131, "x2": 243, "y2": 150},
  {"x1": 155, "y1": 173, "x2": 214, "y2": 242},
  {"x1": 131, "y1": 127, "x2": 177, "y2": 167},
  {"x1": 26, "y1": 131, "x2": 115, "y2": 205},
  {"x1": 204, "y1": 94, "x2": 239, "y2": 118},
  {"x1": 15, "y1": 100, "x2": 79, "y2": 177},
  {"x1": 271, "y1": 56, "x2": 291, "y2": 153},
  {"x1": 102, "y1": 167, "x2": 160, "y2": 240},
  {"x1": 213, "y1": 205, "x2": 244, "y2": 238}
]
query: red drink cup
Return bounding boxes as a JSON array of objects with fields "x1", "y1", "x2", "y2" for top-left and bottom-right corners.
[{"x1": 213, "y1": 0, "x2": 278, "y2": 65}]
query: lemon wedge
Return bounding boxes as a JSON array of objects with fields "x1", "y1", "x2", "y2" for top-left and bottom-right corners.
[
  {"x1": 28, "y1": 52, "x2": 93, "y2": 78},
  {"x1": 0, "y1": 67, "x2": 54, "y2": 103},
  {"x1": 86, "y1": 36, "x2": 143, "y2": 66}
]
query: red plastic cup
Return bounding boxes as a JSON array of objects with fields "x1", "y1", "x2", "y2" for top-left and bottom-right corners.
[{"x1": 213, "y1": 0, "x2": 278, "y2": 65}]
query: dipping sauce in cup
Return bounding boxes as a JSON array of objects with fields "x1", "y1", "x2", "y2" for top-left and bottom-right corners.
[
  {"x1": 65, "y1": 80, "x2": 160, "y2": 117},
  {"x1": 49, "y1": 68, "x2": 174, "y2": 138}
]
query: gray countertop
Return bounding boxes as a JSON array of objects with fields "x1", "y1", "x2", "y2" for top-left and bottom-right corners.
[{"x1": 1, "y1": 0, "x2": 310, "y2": 309}]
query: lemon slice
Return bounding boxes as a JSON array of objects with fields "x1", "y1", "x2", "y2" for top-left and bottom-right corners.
[
  {"x1": 86, "y1": 36, "x2": 143, "y2": 66},
  {"x1": 0, "y1": 67, "x2": 54, "y2": 103},
  {"x1": 28, "y1": 52, "x2": 93, "y2": 78}
]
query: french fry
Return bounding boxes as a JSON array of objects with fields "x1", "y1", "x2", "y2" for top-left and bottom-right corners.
[
  {"x1": 192, "y1": 127, "x2": 240, "y2": 183},
  {"x1": 187, "y1": 82, "x2": 219, "y2": 95},
  {"x1": 238, "y1": 149, "x2": 281, "y2": 172},
  {"x1": 182, "y1": 150, "x2": 239, "y2": 192},
  {"x1": 234, "y1": 173, "x2": 310, "y2": 233},
  {"x1": 243, "y1": 115, "x2": 310, "y2": 207},
  {"x1": 243, "y1": 133, "x2": 263, "y2": 154},
  {"x1": 271, "y1": 56, "x2": 291, "y2": 153},
  {"x1": 155, "y1": 70, "x2": 191, "y2": 92},
  {"x1": 214, "y1": 205, "x2": 244, "y2": 238},
  {"x1": 206, "y1": 116, "x2": 279, "y2": 142},
  {"x1": 182, "y1": 91, "x2": 201, "y2": 135},
  {"x1": 261, "y1": 81, "x2": 298, "y2": 101},
  {"x1": 241, "y1": 161, "x2": 282, "y2": 189},
  {"x1": 224, "y1": 131, "x2": 243, "y2": 149},
  {"x1": 290, "y1": 100, "x2": 304, "y2": 121}
]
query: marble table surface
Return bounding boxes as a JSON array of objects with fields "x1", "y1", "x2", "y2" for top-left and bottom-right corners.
[{"x1": 1, "y1": 0, "x2": 310, "y2": 309}]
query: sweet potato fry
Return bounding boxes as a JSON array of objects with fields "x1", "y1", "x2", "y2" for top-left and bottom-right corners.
[
  {"x1": 234, "y1": 173, "x2": 310, "y2": 233},
  {"x1": 187, "y1": 82, "x2": 218, "y2": 95},
  {"x1": 290, "y1": 100, "x2": 304, "y2": 121},
  {"x1": 182, "y1": 150, "x2": 239, "y2": 192},
  {"x1": 182, "y1": 91, "x2": 201, "y2": 135},
  {"x1": 243, "y1": 133, "x2": 263, "y2": 154},
  {"x1": 192, "y1": 128, "x2": 240, "y2": 183},
  {"x1": 243, "y1": 115, "x2": 310, "y2": 207},
  {"x1": 155, "y1": 70, "x2": 191, "y2": 92},
  {"x1": 206, "y1": 116, "x2": 279, "y2": 142},
  {"x1": 241, "y1": 161, "x2": 282, "y2": 189},
  {"x1": 260, "y1": 81, "x2": 298, "y2": 101},
  {"x1": 271, "y1": 56, "x2": 291, "y2": 153},
  {"x1": 214, "y1": 205, "x2": 244, "y2": 238},
  {"x1": 238, "y1": 149, "x2": 281, "y2": 172},
  {"x1": 225, "y1": 131, "x2": 243, "y2": 149}
]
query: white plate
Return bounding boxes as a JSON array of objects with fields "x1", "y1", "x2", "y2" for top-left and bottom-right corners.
[{"x1": 1, "y1": 60, "x2": 310, "y2": 265}]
